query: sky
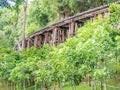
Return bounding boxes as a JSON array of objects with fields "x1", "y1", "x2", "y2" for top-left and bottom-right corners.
[
  {"x1": 0, "y1": 0, "x2": 33, "y2": 8},
  {"x1": 7, "y1": 0, "x2": 33, "y2": 6},
  {"x1": 7, "y1": 0, "x2": 15, "y2": 6}
]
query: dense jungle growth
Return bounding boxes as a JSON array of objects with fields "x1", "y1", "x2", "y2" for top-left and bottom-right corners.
[{"x1": 0, "y1": 0, "x2": 120, "y2": 90}]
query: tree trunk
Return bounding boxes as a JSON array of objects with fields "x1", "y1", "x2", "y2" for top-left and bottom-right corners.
[
  {"x1": 7, "y1": 81, "x2": 8, "y2": 90},
  {"x1": 14, "y1": 83, "x2": 16, "y2": 90},
  {"x1": 11, "y1": 82, "x2": 12, "y2": 90},
  {"x1": 53, "y1": 84, "x2": 56, "y2": 90},
  {"x1": 71, "y1": 80, "x2": 76, "y2": 90},
  {"x1": 34, "y1": 82, "x2": 37, "y2": 90},
  {"x1": 88, "y1": 74, "x2": 91, "y2": 86},
  {"x1": 91, "y1": 80, "x2": 96, "y2": 90},
  {"x1": 104, "y1": 82, "x2": 107, "y2": 90},
  {"x1": 100, "y1": 81, "x2": 103, "y2": 90},
  {"x1": 58, "y1": 82, "x2": 62, "y2": 90},
  {"x1": 22, "y1": 0, "x2": 28, "y2": 50},
  {"x1": 13, "y1": 13, "x2": 22, "y2": 51},
  {"x1": 44, "y1": 81, "x2": 48, "y2": 90},
  {"x1": 23, "y1": 80, "x2": 26, "y2": 90}
]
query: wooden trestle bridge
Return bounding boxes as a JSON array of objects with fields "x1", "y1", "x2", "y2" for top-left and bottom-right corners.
[{"x1": 14, "y1": 1, "x2": 120, "y2": 50}]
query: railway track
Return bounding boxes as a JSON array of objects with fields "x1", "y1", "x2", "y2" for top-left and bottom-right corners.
[{"x1": 14, "y1": 1, "x2": 120, "y2": 50}]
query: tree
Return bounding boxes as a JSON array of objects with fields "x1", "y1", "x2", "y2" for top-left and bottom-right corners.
[
  {"x1": 22, "y1": 0, "x2": 28, "y2": 50},
  {"x1": 0, "y1": 0, "x2": 10, "y2": 8},
  {"x1": 39, "y1": 0, "x2": 119, "y2": 20}
]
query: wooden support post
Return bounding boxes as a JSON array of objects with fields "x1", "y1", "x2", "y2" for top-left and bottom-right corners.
[
  {"x1": 59, "y1": 30, "x2": 62, "y2": 43},
  {"x1": 68, "y1": 21, "x2": 75, "y2": 38},
  {"x1": 37, "y1": 35, "x2": 42, "y2": 48},
  {"x1": 66, "y1": 29, "x2": 69, "y2": 39},
  {"x1": 61, "y1": 29, "x2": 65, "y2": 42},
  {"x1": 31, "y1": 37, "x2": 34, "y2": 47},
  {"x1": 34, "y1": 36, "x2": 38, "y2": 47},
  {"x1": 41, "y1": 35, "x2": 45, "y2": 46},
  {"x1": 104, "y1": 12, "x2": 110, "y2": 17},
  {"x1": 27, "y1": 39, "x2": 30, "y2": 48},
  {"x1": 74, "y1": 23, "x2": 78, "y2": 35},
  {"x1": 44, "y1": 32, "x2": 48, "y2": 44},
  {"x1": 22, "y1": 39, "x2": 25, "y2": 49},
  {"x1": 58, "y1": 30, "x2": 60, "y2": 43},
  {"x1": 25, "y1": 39, "x2": 27, "y2": 48},
  {"x1": 90, "y1": 17, "x2": 94, "y2": 22},
  {"x1": 20, "y1": 41, "x2": 22, "y2": 48},
  {"x1": 53, "y1": 27, "x2": 57, "y2": 46},
  {"x1": 48, "y1": 31, "x2": 53, "y2": 45},
  {"x1": 68, "y1": 23, "x2": 71, "y2": 38}
]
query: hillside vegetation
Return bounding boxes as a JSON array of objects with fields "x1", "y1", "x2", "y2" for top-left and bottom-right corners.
[{"x1": 0, "y1": 4, "x2": 120, "y2": 90}]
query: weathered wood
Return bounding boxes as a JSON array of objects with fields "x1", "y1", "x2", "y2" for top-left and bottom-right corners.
[
  {"x1": 57, "y1": 29, "x2": 60, "y2": 43},
  {"x1": 68, "y1": 22, "x2": 75, "y2": 38},
  {"x1": 27, "y1": 39, "x2": 30, "y2": 48},
  {"x1": 41, "y1": 35, "x2": 45, "y2": 45},
  {"x1": 22, "y1": 39, "x2": 25, "y2": 49},
  {"x1": 59, "y1": 30, "x2": 62, "y2": 43},
  {"x1": 30, "y1": 37, "x2": 34, "y2": 47},
  {"x1": 53, "y1": 27, "x2": 57, "y2": 46},
  {"x1": 37, "y1": 35, "x2": 42, "y2": 47},
  {"x1": 48, "y1": 31, "x2": 53, "y2": 45},
  {"x1": 34, "y1": 36, "x2": 38, "y2": 47},
  {"x1": 74, "y1": 23, "x2": 78, "y2": 35},
  {"x1": 44, "y1": 32, "x2": 49, "y2": 44},
  {"x1": 61, "y1": 30, "x2": 65, "y2": 42}
]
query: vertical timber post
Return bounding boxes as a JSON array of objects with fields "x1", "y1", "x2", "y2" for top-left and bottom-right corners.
[
  {"x1": 53, "y1": 27, "x2": 57, "y2": 46},
  {"x1": 61, "y1": 29, "x2": 65, "y2": 42},
  {"x1": 44, "y1": 32, "x2": 49, "y2": 44},
  {"x1": 22, "y1": 39, "x2": 25, "y2": 50},
  {"x1": 68, "y1": 21, "x2": 75, "y2": 38},
  {"x1": 27, "y1": 39, "x2": 30, "y2": 48},
  {"x1": 57, "y1": 29, "x2": 60, "y2": 43},
  {"x1": 37, "y1": 35, "x2": 42, "y2": 48},
  {"x1": 74, "y1": 22, "x2": 78, "y2": 35},
  {"x1": 34, "y1": 36, "x2": 38, "y2": 47}
]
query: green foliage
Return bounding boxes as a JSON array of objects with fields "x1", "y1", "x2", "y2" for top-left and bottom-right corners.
[
  {"x1": 109, "y1": 4, "x2": 120, "y2": 26},
  {"x1": 0, "y1": 2, "x2": 120, "y2": 90}
]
